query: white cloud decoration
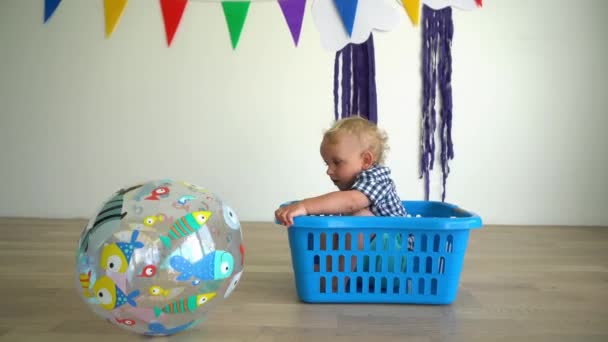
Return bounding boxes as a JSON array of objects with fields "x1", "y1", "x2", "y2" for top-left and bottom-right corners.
[
  {"x1": 312, "y1": 0, "x2": 401, "y2": 52},
  {"x1": 422, "y1": 0, "x2": 480, "y2": 11}
]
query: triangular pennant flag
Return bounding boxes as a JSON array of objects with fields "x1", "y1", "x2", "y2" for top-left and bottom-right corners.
[
  {"x1": 44, "y1": 0, "x2": 62, "y2": 23},
  {"x1": 402, "y1": 0, "x2": 420, "y2": 26},
  {"x1": 222, "y1": 1, "x2": 251, "y2": 50},
  {"x1": 278, "y1": 0, "x2": 307, "y2": 46},
  {"x1": 104, "y1": 0, "x2": 129, "y2": 38},
  {"x1": 333, "y1": 0, "x2": 358, "y2": 37},
  {"x1": 160, "y1": 0, "x2": 188, "y2": 47},
  {"x1": 476, "y1": 0, "x2": 483, "y2": 7}
]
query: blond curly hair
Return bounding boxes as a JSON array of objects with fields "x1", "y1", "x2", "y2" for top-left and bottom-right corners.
[{"x1": 322, "y1": 116, "x2": 389, "y2": 165}]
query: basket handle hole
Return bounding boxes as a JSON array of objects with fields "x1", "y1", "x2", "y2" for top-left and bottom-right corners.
[
  {"x1": 439, "y1": 257, "x2": 445, "y2": 274},
  {"x1": 345, "y1": 233, "x2": 352, "y2": 250},
  {"x1": 320, "y1": 233, "x2": 327, "y2": 251},
  {"x1": 344, "y1": 276, "x2": 351, "y2": 293},
  {"x1": 408, "y1": 234, "x2": 415, "y2": 251},
  {"x1": 332, "y1": 233, "x2": 340, "y2": 250},
  {"x1": 446, "y1": 235, "x2": 454, "y2": 253}
]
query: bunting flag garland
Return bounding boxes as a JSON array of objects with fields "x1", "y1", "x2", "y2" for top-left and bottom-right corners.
[
  {"x1": 420, "y1": 4, "x2": 453, "y2": 201},
  {"x1": 160, "y1": 0, "x2": 188, "y2": 46},
  {"x1": 334, "y1": 35, "x2": 377, "y2": 124},
  {"x1": 222, "y1": 1, "x2": 251, "y2": 49},
  {"x1": 333, "y1": 0, "x2": 358, "y2": 37},
  {"x1": 401, "y1": 0, "x2": 420, "y2": 26},
  {"x1": 278, "y1": 0, "x2": 307, "y2": 46},
  {"x1": 40, "y1": 0, "x2": 409, "y2": 50},
  {"x1": 44, "y1": 0, "x2": 62, "y2": 23},
  {"x1": 104, "y1": 0, "x2": 129, "y2": 38}
]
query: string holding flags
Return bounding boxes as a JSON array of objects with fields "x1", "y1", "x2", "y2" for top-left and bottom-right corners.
[{"x1": 40, "y1": 0, "x2": 408, "y2": 51}]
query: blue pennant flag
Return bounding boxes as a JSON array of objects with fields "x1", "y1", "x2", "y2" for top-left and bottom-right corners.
[
  {"x1": 333, "y1": 0, "x2": 358, "y2": 36},
  {"x1": 44, "y1": 0, "x2": 62, "y2": 23}
]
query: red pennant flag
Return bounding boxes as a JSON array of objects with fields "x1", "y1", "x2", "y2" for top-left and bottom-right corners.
[
  {"x1": 160, "y1": 0, "x2": 188, "y2": 47},
  {"x1": 476, "y1": 0, "x2": 482, "y2": 7}
]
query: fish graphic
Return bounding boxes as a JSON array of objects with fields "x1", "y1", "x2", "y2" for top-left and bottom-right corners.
[
  {"x1": 137, "y1": 265, "x2": 157, "y2": 278},
  {"x1": 145, "y1": 186, "x2": 170, "y2": 201},
  {"x1": 177, "y1": 195, "x2": 196, "y2": 205},
  {"x1": 100, "y1": 230, "x2": 144, "y2": 273},
  {"x1": 115, "y1": 318, "x2": 136, "y2": 326},
  {"x1": 222, "y1": 204, "x2": 241, "y2": 230},
  {"x1": 159, "y1": 211, "x2": 212, "y2": 249},
  {"x1": 170, "y1": 251, "x2": 234, "y2": 282},
  {"x1": 149, "y1": 286, "x2": 169, "y2": 297},
  {"x1": 78, "y1": 193, "x2": 128, "y2": 255},
  {"x1": 93, "y1": 276, "x2": 140, "y2": 311},
  {"x1": 153, "y1": 292, "x2": 216, "y2": 317},
  {"x1": 240, "y1": 244, "x2": 245, "y2": 266},
  {"x1": 133, "y1": 182, "x2": 158, "y2": 201},
  {"x1": 146, "y1": 321, "x2": 194, "y2": 336},
  {"x1": 79, "y1": 270, "x2": 93, "y2": 297},
  {"x1": 143, "y1": 215, "x2": 164, "y2": 227},
  {"x1": 178, "y1": 181, "x2": 207, "y2": 193},
  {"x1": 148, "y1": 285, "x2": 185, "y2": 300},
  {"x1": 224, "y1": 270, "x2": 243, "y2": 299}
]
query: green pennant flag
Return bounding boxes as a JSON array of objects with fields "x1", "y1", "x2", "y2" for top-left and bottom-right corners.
[{"x1": 222, "y1": 1, "x2": 250, "y2": 49}]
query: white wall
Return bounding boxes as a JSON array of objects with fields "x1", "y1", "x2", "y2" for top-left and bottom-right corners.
[{"x1": 0, "y1": 0, "x2": 607, "y2": 226}]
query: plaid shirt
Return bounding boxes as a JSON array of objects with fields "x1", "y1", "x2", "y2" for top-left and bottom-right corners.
[{"x1": 351, "y1": 165, "x2": 406, "y2": 217}]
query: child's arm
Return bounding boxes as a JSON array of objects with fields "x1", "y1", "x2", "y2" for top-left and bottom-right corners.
[{"x1": 275, "y1": 190, "x2": 370, "y2": 226}]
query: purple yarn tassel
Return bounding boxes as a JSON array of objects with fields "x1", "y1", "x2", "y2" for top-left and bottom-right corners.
[
  {"x1": 333, "y1": 34, "x2": 377, "y2": 124},
  {"x1": 421, "y1": 5, "x2": 454, "y2": 201},
  {"x1": 366, "y1": 35, "x2": 377, "y2": 123},
  {"x1": 334, "y1": 50, "x2": 342, "y2": 121},
  {"x1": 341, "y1": 44, "x2": 352, "y2": 118}
]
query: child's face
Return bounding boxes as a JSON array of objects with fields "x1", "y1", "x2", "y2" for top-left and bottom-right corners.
[{"x1": 320, "y1": 132, "x2": 370, "y2": 191}]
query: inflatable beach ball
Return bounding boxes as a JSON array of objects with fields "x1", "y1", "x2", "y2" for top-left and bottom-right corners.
[{"x1": 75, "y1": 180, "x2": 245, "y2": 336}]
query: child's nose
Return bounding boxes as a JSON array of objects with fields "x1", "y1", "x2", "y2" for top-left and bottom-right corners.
[{"x1": 326, "y1": 167, "x2": 333, "y2": 176}]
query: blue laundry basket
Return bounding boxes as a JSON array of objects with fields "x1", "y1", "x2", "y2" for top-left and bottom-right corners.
[{"x1": 282, "y1": 201, "x2": 482, "y2": 304}]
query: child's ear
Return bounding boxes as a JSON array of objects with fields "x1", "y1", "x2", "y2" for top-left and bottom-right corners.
[{"x1": 361, "y1": 150, "x2": 374, "y2": 169}]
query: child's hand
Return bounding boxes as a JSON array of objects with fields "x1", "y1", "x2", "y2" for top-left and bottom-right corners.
[{"x1": 275, "y1": 203, "x2": 308, "y2": 227}]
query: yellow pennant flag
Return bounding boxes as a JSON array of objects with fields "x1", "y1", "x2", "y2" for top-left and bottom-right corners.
[
  {"x1": 104, "y1": 0, "x2": 129, "y2": 38},
  {"x1": 401, "y1": 0, "x2": 420, "y2": 26}
]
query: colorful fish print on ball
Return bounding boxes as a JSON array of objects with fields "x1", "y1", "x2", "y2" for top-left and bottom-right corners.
[{"x1": 75, "y1": 180, "x2": 245, "y2": 336}]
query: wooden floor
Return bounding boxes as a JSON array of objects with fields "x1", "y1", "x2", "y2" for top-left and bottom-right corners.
[{"x1": 1, "y1": 219, "x2": 607, "y2": 342}]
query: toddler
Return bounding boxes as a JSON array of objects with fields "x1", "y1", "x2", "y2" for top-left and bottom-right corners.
[
  {"x1": 275, "y1": 116, "x2": 406, "y2": 225},
  {"x1": 275, "y1": 116, "x2": 407, "y2": 291}
]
